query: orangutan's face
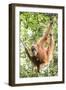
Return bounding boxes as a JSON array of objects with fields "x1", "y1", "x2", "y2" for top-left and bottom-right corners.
[{"x1": 31, "y1": 45, "x2": 38, "y2": 56}]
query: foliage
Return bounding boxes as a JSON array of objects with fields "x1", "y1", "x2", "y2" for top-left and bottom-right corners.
[{"x1": 19, "y1": 12, "x2": 58, "y2": 78}]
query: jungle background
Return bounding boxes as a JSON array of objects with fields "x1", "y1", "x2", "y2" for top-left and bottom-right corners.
[{"x1": 19, "y1": 12, "x2": 58, "y2": 78}]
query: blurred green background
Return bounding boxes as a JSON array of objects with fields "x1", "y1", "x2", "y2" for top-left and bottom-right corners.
[{"x1": 19, "y1": 12, "x2": 58, "y2": 78}]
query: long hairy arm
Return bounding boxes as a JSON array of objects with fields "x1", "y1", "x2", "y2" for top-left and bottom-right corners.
[
  {"x1": 47, "y1": 33, "x2": 54, "y2": 62},
  {"x1": 21, "y1": 40, "x2": 32, "y2": 60},
  {"x1": 37, "y1": 21, "x2": 53, "y2": 46}
]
